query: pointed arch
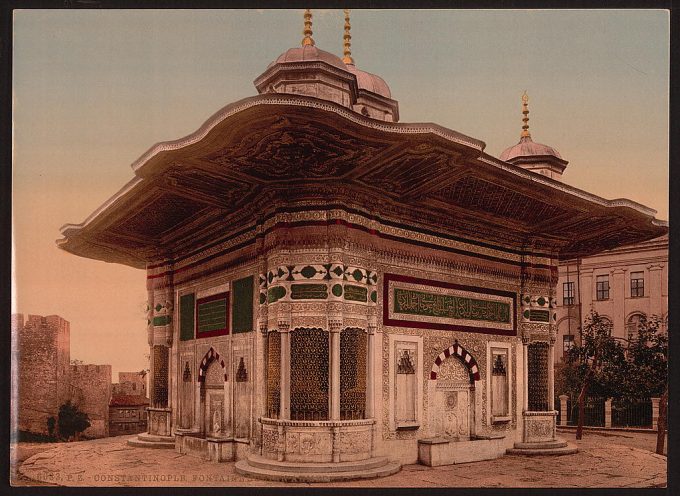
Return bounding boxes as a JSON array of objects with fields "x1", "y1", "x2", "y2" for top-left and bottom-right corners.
[
  {"x1": 429, "y1": 340, "x2": 480, "y2": 384},
  {"x1": 198, "y1": 347, "x2": 227, "y2": 382}
]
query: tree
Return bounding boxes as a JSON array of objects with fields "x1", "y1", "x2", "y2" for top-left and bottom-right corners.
[
  {"x1": 558, "y1": 312, "x2": 668, "y2": 451},
  {"x1": 622, "y1": 315, "x2": 667, "y2": 455},
  {"x1": 563, "y1": 311, "x2": 626, "y2": 439},
  {"x1": 57, "y1": 401, "x2": 90, "y2": 441}
]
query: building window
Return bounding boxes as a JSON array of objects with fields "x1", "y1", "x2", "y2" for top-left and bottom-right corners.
[
  {"x1": 596, "y1": 275, "x2": 609, "y2": 300},
  {"x1": 626, "y1": 314, "x2": 645, "y2": 342},
  {"x1": 563, "y1": 335, "x2": 575, "y2": 355},
  {"x1": 630, "y1": 272, "x2": 644, "y2": 298},
  {"x1": 563, "y1": 282, "x2": 575, "y2": 306},
  {"x1": 490, "y1": 349, "x2": 509, "y2": 418}
]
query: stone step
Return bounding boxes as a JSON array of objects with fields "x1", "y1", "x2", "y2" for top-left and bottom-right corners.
[
  {"x1": 512, "y1": 439, "x2": 569, "y2": 450},
  {"x1": 136, "y1": 433, "x2": 174, "y2": 443},
  {"x1": 234, "y1": 459, "x2": 401, "y2": 483},
  {"x1": 506, "y1": 443, "x2": 578, "y2": 457},
  {"x1": 246, "y1": 454, "x2": 390, "y2": 473},
  {"x1": 127, "y1": 438, "x2": 175, "y2": 449},
  {"x1": 127, "y1": 433, "x2": 175, "y2": 449}
]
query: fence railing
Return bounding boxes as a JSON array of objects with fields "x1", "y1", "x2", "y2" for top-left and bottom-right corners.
[
  {"x1": 567, "y1": 396, "x2": 605, "y2": 427},
  {"x1": 558, "y1": 395, "x2": 655, "y2": 429},
  {"x1": 612, "y1": 398, "x2": 652, "y2": 428}
]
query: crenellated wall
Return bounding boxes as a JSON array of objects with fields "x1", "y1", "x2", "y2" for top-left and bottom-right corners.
[{"x1": 12, "y1": 314, "x2": 112, "y2": 439}]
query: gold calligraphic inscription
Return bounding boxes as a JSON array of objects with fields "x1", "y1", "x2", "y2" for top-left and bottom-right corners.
[{"x1": 393, "y1": 287, "x2": 510, "y2": 323}]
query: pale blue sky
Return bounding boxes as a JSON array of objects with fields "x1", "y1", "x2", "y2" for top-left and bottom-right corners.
[{"x1": 12, "y1": 10, "x2": 669, "y2": 377}]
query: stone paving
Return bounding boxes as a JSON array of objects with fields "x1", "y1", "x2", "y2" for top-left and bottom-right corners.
[{"x1": 13, "y1": 430, "x2": 667, "y2": 488}]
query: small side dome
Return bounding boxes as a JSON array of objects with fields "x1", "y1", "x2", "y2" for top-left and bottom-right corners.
[
  {"x1": 346, "y1": 64, "x2": 391, "y2": 99},
  {"x1": 499, "y1": 136, "x2": 563, "y2": 162},
  {"x1": 270, "y1": 45, "x2": 348, "y2": 72}
]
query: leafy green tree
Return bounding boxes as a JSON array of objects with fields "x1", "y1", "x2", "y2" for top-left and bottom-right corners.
[
  {"x1": 563, "y1": 311, "x2": 625, "y2": 439},
  {"x1": 558, "y1": 312, "x2": 667, "y2": 452},
  {"x1": 622, "y1": 315, "x2": 667, "y2": 454},
  {"x1": 57, "y1": 401, "x2": 90, "y2": 441}
]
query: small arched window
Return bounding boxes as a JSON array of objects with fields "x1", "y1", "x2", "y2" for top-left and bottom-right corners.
[{"x1": 626, "y1": 313, "x2": 646, "y2": 342}]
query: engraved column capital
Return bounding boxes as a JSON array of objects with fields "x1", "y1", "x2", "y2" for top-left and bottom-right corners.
[
  {"x1": 367, "y1": 313, "x2": 378, "y2": 334},
  {"x1": 277, "y1": 320, "x2": 291, "y2": 333},
  {"x1": 328, "y1": 314, "x2": 343, "y2": 333}
]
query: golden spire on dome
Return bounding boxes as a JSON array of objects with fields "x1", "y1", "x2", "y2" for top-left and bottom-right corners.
[
  {"x1": 302, "y1": 9, "x2": 315, "y2": 46},
  {"x1": 521, "y1": 90, "x2": 531, "y2": 138},
  {"x1": 342, "y1": 9, "x2": 354, "y2": 64}
]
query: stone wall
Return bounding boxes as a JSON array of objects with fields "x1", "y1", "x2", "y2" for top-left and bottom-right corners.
[
  {"x1": 70, "y1": 364, "x2": 112, "y2": 438},
  {"x1": 13, "y1": 314, "x2": 70, "y2": 436}
]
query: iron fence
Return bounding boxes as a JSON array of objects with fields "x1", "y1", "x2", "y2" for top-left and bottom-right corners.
[
  {"x1": 612, "y1": 398, "x2": 652, "y2": 428},
  {"x1": 567, "y1": 396, "x2": 605, "y2": 427}
]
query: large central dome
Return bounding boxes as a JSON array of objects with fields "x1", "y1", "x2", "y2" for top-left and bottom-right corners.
[
  {"x1": 268, "y1": 45, "x2": 347, "y2": 71},
  {"x1": 253, "y1": 10, "x2": 399, "y2": 122}
]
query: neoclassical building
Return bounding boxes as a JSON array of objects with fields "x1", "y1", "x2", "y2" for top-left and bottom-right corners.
[
  {"x1": 554, "y1": 234, "x2": 668, "y2": 362},
  {"x1": 57, "y1": 11, "x2": 667, "y2": 481}
]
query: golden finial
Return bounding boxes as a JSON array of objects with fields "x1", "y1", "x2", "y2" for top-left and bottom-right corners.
[
  {"x1": 302, "y1": 9, "x2": 315, "y2": 46},
  {"x1": 521, "y1": 90, "x2": 531, "y2": 138},
  {"x1": 342, "y1": 9, "x2": 354, "y2": 64}
]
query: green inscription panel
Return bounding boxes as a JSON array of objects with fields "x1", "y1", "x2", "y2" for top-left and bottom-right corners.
[
  {"x1": 232, "y1": 276, "x2": 254, "y2": 333},
  {"x1": 529, "y1": 309, "x2": 550, "y2": 323},
  {"x1": 179, "y1": 293, "x2": 195, "y2": 341},
  {"x1": 291, "y1": 284, "x2": 328, "y2": 300},
  {"x1": 393, "y1": 287, "x2": 510, "y2": 323},
  {"x1": 152, "y1": 315, "x2": 171, "y2": 327},
  {"x1": 344, "y1": 284, "x2": 368, "y2": 302},
  {"x1": 197, "y1": 298, "x2": 227, "y2": 334}
]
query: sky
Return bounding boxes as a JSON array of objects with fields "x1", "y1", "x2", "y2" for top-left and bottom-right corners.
[{"x1": 12, "y1": 9, "x2": 669, "y2": 379}]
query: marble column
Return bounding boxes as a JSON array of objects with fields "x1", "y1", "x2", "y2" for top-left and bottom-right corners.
[
  {"x1": 278, "y1": 321, "x2": 291, "y2": 420},
  {"x1": 548, "y1": 340, "x2": 555, "y2": 411},
  {"x1": 328, "y1": 315, "x2": 342, "y2": 420},
  {"x1": 365, "y1": 319, "x2": 377, "y2": 419},
  {"x1": 522, "y1": 337, "x2": 529, "y2": 411}
]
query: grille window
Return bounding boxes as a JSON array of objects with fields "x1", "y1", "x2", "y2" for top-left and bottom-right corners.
[
  {"x1": 630, "y1": 272, "x2": 644, "y2": 298},
  {"x1": 596, "y1": 275, "x2": 609, "y2": 300},
  {"x1": 563, "y1": 282, "x2": 575, "y2": 306}
]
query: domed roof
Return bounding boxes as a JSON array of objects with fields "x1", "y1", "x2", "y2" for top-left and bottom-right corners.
[
  {"x1": 499, "y1": 136, "x2": 563, "y2": 162},
  {"x1": 270, "y1": 45, "x2": 348, "y2": 72},
  {"x1": 345, "y1": 63, "x2": 392, "y2": 99}
]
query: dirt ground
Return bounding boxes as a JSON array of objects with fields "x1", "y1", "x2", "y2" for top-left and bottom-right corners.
[{"x1": 11, "y1": 429, "x2": 667, "y2": 488}]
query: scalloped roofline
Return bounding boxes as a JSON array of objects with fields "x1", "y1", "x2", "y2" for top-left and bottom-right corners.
[
  {"x1": 59, "y1": 94, "x2": 665, "y2": 240},
  {"x1": 476, "y1": 154, "x2": 664, "y2": 221}
]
